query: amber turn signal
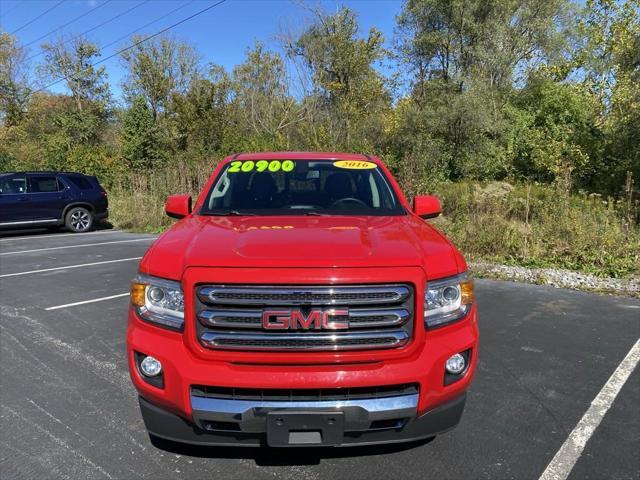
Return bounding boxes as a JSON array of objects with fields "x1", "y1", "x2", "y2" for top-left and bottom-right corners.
[
  {"x1": 130, "y1": 282, "x2": 147, "y2": 307},
  {"x1": 461, "y1": 279, "x2": 474, "y2": 305}
]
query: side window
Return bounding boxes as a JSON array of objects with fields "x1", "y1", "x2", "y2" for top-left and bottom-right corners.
[
  {"x1": 66, "y1": 175, "x2": 93, "y2": 190},
  {"x1": 0, "y1": 175, "x2": 27, "y2": 194},
  {"x1": 30, "y1": 175, "x2": 61, "y2": 193}
]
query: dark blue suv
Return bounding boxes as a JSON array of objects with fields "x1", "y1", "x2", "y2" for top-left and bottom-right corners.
[{"x1": 0, "y1": 172, "x2": 108, "y2": 233}]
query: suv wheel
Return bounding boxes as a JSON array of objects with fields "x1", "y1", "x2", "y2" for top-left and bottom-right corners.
[{"x1": 65, "y1": 207, "x2": 93, "y2": 233}]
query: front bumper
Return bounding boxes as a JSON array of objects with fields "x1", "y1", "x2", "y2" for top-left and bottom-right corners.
[
  {"x1": 127, "y1": 266, "x2": 479, "y2": 447},
  {"x1": 128, "y1": 306, "x2": 477, "y2": 416},
  {"x1": 139, "y1": 392, "x2": 466, "y2": 447}
]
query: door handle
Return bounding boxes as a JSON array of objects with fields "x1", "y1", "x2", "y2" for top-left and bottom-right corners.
[{"x1": 18, "y1": 197, "x2": 31, "y2": 202}]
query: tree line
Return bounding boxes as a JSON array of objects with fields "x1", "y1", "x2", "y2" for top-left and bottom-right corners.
[{"x1": 1, "y1": 0, "x2": 638, "y2": 198}]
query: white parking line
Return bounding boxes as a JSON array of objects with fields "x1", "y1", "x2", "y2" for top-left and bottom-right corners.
[
  {"x1": 0, "y1": 257, "x2": 142, "y2": 278},
  {"x1": 45, "y1": 293, "x2": 130, "y2": 311},
  {"x1": 0, "y1": 238, "x2": 156, "y2": 255},
  {"x1": 0, "y1": 230, "x2": 123, "y2": 242},
  {"x1": 539, "y1": 338, "x2": 640, "y2": 480}
]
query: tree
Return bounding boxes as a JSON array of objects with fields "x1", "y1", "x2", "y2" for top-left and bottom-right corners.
[
  {"x1": 286, "y1": 6, "x2": 390, "y2": 149},
  {"x1": 120, "y1": 96, "x2": 166, "y2": 170},
  {"x1": 513, "y1": 78, "x2": 601, "y2": 189},
  {"x1": 231, "y1": 43, "x2": 301, "y2": 144},
  {"x1": 393, "y1": 0, "x2": 573, "y2": 180},
  {"x1": 0, "y1": 32, "x2": 32, "y2": 125},
  {"x1": 38, "y1": 36, "x2": 110, "y2": 112},
  {"x1": 120, "y1": 34, "x2": 199, "y2": 119},
  {"x1": 396, "y1": 0, "x2": 570, "y2": 95},
  {"x1": 170, "y1": 64, "x2": 232, "y2": 158},
  {"x1": 573, "y1": 0, "x2": 640, "y2": 193}
]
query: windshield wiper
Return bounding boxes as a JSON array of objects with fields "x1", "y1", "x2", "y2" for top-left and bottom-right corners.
[
  {"x1": 304, "y1": 212, "x2": 329, "y2": 216},
  {"x1": 205, "y1": 210, "x2": 257, "y2": 216}
]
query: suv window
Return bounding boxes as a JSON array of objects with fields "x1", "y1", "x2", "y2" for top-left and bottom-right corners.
[
  {"x1": 30, "y1": 175, "x2": 62, "y2": 193},
  {"x1": 0, "y1": 175, "x2": 27, "y2": 194},
  {"x1": 65, "y1": 175, "x2": 93, "y2": 190}
]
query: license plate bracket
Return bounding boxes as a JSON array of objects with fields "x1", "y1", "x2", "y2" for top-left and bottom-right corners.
[{"x1": 266, "y1": 411, "x2": 344, "y2": 447}]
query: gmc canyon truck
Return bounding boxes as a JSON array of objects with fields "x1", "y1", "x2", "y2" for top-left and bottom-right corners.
[{"x1": 127, "y1": 152, "x2": 478, "y2": 448}]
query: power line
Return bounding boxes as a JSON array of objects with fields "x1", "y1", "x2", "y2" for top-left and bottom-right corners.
[
  {"x1": 90, "y1": 0, "x2": 197, "y2": 60},
  {"x1": 10, "y1": 0, "x2": 65, "y2": 35},
  {"x1": 24, "y1": 0, "x2": 112, "y2": 48},
  {"x1": 31, "y1": 0, "x2": 198, "y2": 64},
  {"x1": 25, "y1": 0, "x2": 151, "y2": 62},
  {"x1": 33, "y1": 0, "x2": 228, "y2": 95}
]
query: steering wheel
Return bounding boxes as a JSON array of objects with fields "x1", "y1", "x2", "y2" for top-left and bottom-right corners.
[{"x1": 329, "y1": 197, "x2": 369, "y2": 209}]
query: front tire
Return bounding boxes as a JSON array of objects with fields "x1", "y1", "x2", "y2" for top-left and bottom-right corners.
[{"x1": 65, "y1": 207, "x2": 93, "y2": 233}]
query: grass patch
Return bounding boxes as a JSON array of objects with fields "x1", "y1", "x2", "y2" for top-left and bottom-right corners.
[
  {"x1": 108, "y1": 162, "x2": 214, "y2": 232},
  {"x1": 431, "y1": 181, "x2": 639, "y2": 278}
]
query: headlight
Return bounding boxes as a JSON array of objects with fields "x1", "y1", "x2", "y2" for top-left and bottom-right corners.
[
  {"x1": 424, "y1": 273, "x2": 474, "y2": 328},
  {"x1": 130, "y1": 274, "x2": 184, "y2": 330}
]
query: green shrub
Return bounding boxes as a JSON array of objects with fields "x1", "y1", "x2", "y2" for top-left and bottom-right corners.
[
  {"x1": 430, "y1": 181, "x2": 639, "y2": 278},
  {"x1": 108, "y1": 160, "x2": 218, "y2": 231}
]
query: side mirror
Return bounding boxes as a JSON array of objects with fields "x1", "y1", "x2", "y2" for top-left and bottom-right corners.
[
  {"x1": 413, "y1": 195, "x2": 442, "y2": 219},
  {"x1": 165, "y1": 194, "x2": 192, "y2": 219}
]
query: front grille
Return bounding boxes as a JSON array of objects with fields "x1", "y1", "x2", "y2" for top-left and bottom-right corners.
[
  {"x1": 191, "y1": 383, "x2": 418, "y2": 401},
  {"x1": 195, "y1": 284, "x2": 414, "y2": 352}
]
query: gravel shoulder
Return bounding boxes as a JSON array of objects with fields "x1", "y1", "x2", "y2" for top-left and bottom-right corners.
[{"x1": 470, "y1": 261, "x2": 640, "y2": 298}]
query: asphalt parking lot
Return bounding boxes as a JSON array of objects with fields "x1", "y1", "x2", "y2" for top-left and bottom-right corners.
[{"x1": 1, "y1": 229, "x2": 638, "y2": 480}]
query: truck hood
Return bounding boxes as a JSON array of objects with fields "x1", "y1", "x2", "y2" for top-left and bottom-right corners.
[{"x1": 141, "y1": 214, "x2": 461, "y2": 279}]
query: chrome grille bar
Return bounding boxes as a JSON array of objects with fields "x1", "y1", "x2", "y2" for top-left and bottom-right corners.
[
  {"x1": 199, "y1": 310, "x2": 262, "y2": 329},
  {"x1": 200, "y1": 330, "x2": 409, "y2": 351},
  {"x1": 197, "y1": 285, "x2": 411, "y2": 306},
  {"x1": 198, "y1": 308, "x2": 410, "y2": 329}
]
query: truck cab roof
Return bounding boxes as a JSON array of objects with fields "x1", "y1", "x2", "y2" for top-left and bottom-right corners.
[{"x1": 230, "y1": 152, "x2": 375, "y2": 162}]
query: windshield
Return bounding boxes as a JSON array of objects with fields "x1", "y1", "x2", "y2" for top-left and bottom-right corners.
[{"x1": 200, "y1": 159, "x2": 405, "y2": 216}]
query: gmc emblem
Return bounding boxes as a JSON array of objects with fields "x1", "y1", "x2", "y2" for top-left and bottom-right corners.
[{"x1": 262, "y1": 309, "x2": 349, "y2": 330}]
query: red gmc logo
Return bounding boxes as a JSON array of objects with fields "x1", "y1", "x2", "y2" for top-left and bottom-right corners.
[{"x1": 262, "y1": 309, "x2": 349, "y2": 330}]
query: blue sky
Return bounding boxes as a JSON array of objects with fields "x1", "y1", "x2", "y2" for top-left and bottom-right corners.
[{"x1": 0, "y1": 0, "x2": 403, "y2": 100}]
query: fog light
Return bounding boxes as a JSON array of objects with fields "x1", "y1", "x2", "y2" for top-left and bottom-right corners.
[
  {"x1": 140, "y1": 356, "x2": 162, "y2": 377},
  {"x1": 445, "y1": 353, "x2": 466, "y2": 375}
]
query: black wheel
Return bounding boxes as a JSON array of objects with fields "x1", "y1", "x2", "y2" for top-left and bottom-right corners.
[{"x1": 65, "y1": 207, "x2": 93, "y2": 233}]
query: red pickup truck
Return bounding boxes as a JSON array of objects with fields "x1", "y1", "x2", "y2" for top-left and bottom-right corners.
[{"x1": 127, "y1": 152, "x2": 478, "y2": 447}]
